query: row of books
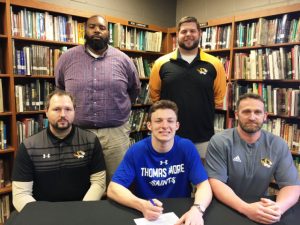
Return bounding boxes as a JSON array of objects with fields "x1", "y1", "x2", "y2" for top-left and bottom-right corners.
[
  {"x1": 15, "y1": 80, "x2": 55, "y2": 112},
  {"x1": 0, "y1": 195, "x2": 10, "y2": 223},
  {"x1": 294, "y1": 157, "x2": 300, "y2": 178},
  {"x1": 134, "y1": 83, "x2": 151, "y2": 105},
  {"x1": 231, "y1": 83, "x2": 300, "y2": 117},
  {"x1": 129, "y1": 132, "x2": 149, "y2": 146},
  {"x1": 214, "y1": 113, "x2": 226, "y2": 133},
  {"x1": 131, "y1": 57, "x2": 153, "y2": 78},
  {"x1": 234, "y1": 46, "x2": 300, "y2": 80},
  {"x1": 236, "y1": 14, "x2": 300, "y2": 47},
  {"x1": 0, "y1": 46, "x2": 4, "y2": 74},
  {"x1": 263, "y1": 118, "x2": 300, "y2": 152},
  {"x1": 216, "y1": 56, "x2": 230, "y2": 79},
  {"x1": 12, "y1": 41, "x2": 68, "y2": 76},
  {"x1": 11, "y1": 7, "x2": 85, "y2": 44},
  {"x1": 109, "y1": 23, "x2": 163, "y2": 52},
  {"x1": 0, "y1": 159, "x2": 10, "y2": 189},
  {"x1": 0, "y1": 79, "x2": 4, "y2": 113},
  {"x1": 129, "y1": 109, "x2": 148, "y2": 132},
  {"x1": 17, "y1": 116, "x2": 48, "y2": 144},
  {"x1": 0, "y1": 120, "x2": 7, "y2": 150},
  {"x1": 201, "y1": 25, "x2": 231, "y2": 50}
]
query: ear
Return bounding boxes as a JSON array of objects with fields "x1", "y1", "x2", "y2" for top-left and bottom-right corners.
[
  {"x1": 263, "y1": 112, "x2": 268, "y2": 122},
  {"x1": 234, "y1": 111, "x2": 238, "y2": 120},
  {"x1": 147, "y1": 121, "x2": 152, "y2": 131},
  {"x1": 175, "y1": 121, "x2": 180, "y2": 131}
]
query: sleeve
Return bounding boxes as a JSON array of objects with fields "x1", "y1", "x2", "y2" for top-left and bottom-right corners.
[
  {"x1": 274, "y1": 140, "x2": 300, "y2": 188},
  {"x1": 205, "y1": 135, "x2": 228, "y2": 183},
  {"x1": 126, "y1": 57, "x2": 141, "y2": 103},
  {"x1": 149, "y1": 59, "x2": 162, "y2": 103},
  {"x1": 187, "y1": 141, "x2": 208, "y2": 185},
  {"x1": 54, "y1": 53, "x2": 66, "y2": 90},
  {"x1": 12, "y1": 181, "x2": 36, "y2": 212},
  {"x1": 111, "y1": 147, "x2": 136, "y2": 188},
  {"x1": 89, "y1": 137, "x2": 106, "y2": 174},
  {"x1": 213, "y1": 58, "x2": 227, "y2": 106},
  {"x1": 12, "y1": 143, "x2": 34, "y2": 182},
  {"x1": 83, "y1": 171, "x2": 106, "y2": 201}
]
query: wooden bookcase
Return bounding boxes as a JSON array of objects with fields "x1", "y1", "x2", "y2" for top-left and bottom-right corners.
[{"x1": 0, "y1": 0, "x2": 169, "y2": 223}]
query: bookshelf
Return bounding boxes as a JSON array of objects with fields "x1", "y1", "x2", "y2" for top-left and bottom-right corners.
[
  {"x1": 231, "y1": 4, "x2": 300, "y2": 158},
  {"x1": 0, "y1": 0, "x2": 169, "y2": 223}
]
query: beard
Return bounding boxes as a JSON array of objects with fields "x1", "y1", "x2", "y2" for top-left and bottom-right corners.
[
  {"x1": 50, "y1": 119, "x2": 72, "y2": 131},
  {"x1": 85, "y1": 34, "x2": 109, "y2": 51},
  {"x1": 178, "y1": 38, "x2": 199, "y2": 50},
  {"x1": 238, "y1": 120, "x2": 263, "y2": 134}
]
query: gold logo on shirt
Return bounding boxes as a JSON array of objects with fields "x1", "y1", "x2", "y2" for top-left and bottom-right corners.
[
  {"x1": 261, "y1": 158, "x2": 272, "y2": 168},
  {"x1": 74, "y1": 150, "x2": 85, "y2": 159},
  {"x1": 197, "y1": 68, "x2": 208, "y2": 75}
]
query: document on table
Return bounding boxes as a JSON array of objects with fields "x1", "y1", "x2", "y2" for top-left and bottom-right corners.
[{"x1": 134, "y1": 212, "x2": 179, "y2": 225}]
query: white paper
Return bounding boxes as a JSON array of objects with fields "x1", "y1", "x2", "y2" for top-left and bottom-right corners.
[{"x1": 134, "y1": 212, "x2": 179, "y2": 225}]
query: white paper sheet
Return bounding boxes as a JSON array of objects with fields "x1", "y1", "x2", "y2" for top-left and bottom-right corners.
[{"x1": 134, "y1": 212, "x2": 179, "y2": 225}]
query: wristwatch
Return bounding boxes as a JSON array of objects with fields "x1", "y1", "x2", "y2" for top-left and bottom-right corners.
[{"x1": 193, "y1": 203, "x2": 206, "y2": 214}]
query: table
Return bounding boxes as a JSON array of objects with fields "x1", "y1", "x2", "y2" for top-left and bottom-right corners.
[{"x1": 5, "y1": 198, "x2": 299, "y2": 225}]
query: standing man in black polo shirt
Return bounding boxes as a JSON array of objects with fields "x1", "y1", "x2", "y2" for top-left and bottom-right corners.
[
  {"x1": 149, "y1": 16, "x2": 226, "y2": 159},
  {"x1": 12, "y1": 90, "x2": 106, "y2": 212}
]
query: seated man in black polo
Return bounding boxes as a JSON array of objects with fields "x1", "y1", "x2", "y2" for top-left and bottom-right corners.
[{"x1": 12, "y1": 90, "x2": 106, "y2": 212}]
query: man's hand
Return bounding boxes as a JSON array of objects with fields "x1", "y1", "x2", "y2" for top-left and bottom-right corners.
[
  {"x1": 175, "y1": 205, "x2": 204, "y2": 225},
  {"x1": 141, "y1": 199, "x2": 163, "y2": 221},
  {"x1": 244, "y1": 200, "x2": 281, "y2": 224}
]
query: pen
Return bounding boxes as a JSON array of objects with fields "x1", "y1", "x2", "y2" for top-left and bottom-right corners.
[{"x1": 149, "y1": 199, "x2": 156, "y2": 206}]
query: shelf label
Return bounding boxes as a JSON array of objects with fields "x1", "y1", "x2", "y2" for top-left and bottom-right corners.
[{"x1": 128, "y1": 21, "x2": 148, "y2": 28}]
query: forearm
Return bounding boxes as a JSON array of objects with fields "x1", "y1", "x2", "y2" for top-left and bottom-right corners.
[
  {"x1": 276, "y1": 185, "x2": 300, "y2": 214},
  {"x1": 209, "y1": 178, "x2": 249, "y2": 215},
  {"x1": 194, "y1": 180, "x2": 212, "y2": 209},
  {"x1": 83, "y1": 171, "x2": 106, "y2": 201},
  {"x1": 107, "y1": 182, "x2": 146, "y2": 212},
  {"x1": 12, "y1": 181, "x2": 36, "y2": 212}
]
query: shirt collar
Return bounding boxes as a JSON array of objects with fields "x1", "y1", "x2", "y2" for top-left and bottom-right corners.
[{"x1": 47, "y1": 125, "x2": 75, "y2": 144}]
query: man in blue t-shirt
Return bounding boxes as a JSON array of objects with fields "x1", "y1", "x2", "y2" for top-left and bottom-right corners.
[{"x1": 108, "y1": 100, "x2": 212, "y2": 225}]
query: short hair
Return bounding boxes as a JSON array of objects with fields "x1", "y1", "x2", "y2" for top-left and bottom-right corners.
[
  {"x1": 147, "y1": 100, "x2": 178, "y2": 122},
  {"x1": 85, "y1": 15, "x2": 107, "y2": 28},
  {"x1": 236, "y1": 93, "x2": 265, "y2": 110},
  {"x1": 177, "y1": 16, "x2": 201, "y2": 32},
  {"x1": 45, "y1": 89, "x2": 76, "y2": 110}
]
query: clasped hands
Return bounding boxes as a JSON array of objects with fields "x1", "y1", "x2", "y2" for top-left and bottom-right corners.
[{"x1": 246, "y1": 198, "x2": 282, "y2": 224}]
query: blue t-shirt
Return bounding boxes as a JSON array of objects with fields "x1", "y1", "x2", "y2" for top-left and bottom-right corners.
[{"x1": 112, "y1": 135, "x2": 208, "y2": 198}]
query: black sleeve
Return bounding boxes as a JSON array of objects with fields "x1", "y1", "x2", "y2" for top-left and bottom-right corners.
[
  {"x1": 89, "y1": 136, "x2": 106, "y2": 174},
  {"x1": 12, "y1": 143, "x2": 35, "y2": 181}
]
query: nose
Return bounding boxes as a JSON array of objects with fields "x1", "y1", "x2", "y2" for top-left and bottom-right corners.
[
  {"x1": 60, "y1": 109, "x2": 66, "y2": 117},
  {"x1": 248, "y1": 112, "x2": 256, "y2": 120}
]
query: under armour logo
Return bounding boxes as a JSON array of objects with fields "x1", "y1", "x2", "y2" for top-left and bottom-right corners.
[
  {"x1": 43, "y1": 154, "x2": 50, "y2": 159},
  {"x1": 160, "y1": 160, "x2": 168, "y2": 165},
  {"x1": 74, "y1": 150, "x2": 85, "y2": 159}
]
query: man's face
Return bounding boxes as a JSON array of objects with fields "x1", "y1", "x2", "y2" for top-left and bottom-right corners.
[
  {"x1": 235, "y1": 98, "x2": 267, "y2": 134},
  {"x1": 147, "y1": 109, "x2": 179, "y2": 144},
  {"x1": 46, "y1": 95, "x2": 75, "y2": 133},
  {"x1": 177, "y1": 22, "x2": 200, "y2": 51},
  {"x1": 85, "y1": 16, "x2": 109, "y2": 51}
]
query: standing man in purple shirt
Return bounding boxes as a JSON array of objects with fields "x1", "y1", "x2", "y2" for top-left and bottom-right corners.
[{"x1": 55, "y1": 15, "x2": 141, "y2": 183}]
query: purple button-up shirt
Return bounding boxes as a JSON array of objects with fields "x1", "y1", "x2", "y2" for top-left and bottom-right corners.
[{"x1": 55, "y1": 45, "x2": 140, "y2": 128}]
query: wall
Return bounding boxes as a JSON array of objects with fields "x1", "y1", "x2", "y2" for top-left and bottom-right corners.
[
  {"x1": 39, "y1": 0, "x2": 177, "y2": 27},
  {"x1": 176, "y1": 0, "x2": 300, "y2": 24}
]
